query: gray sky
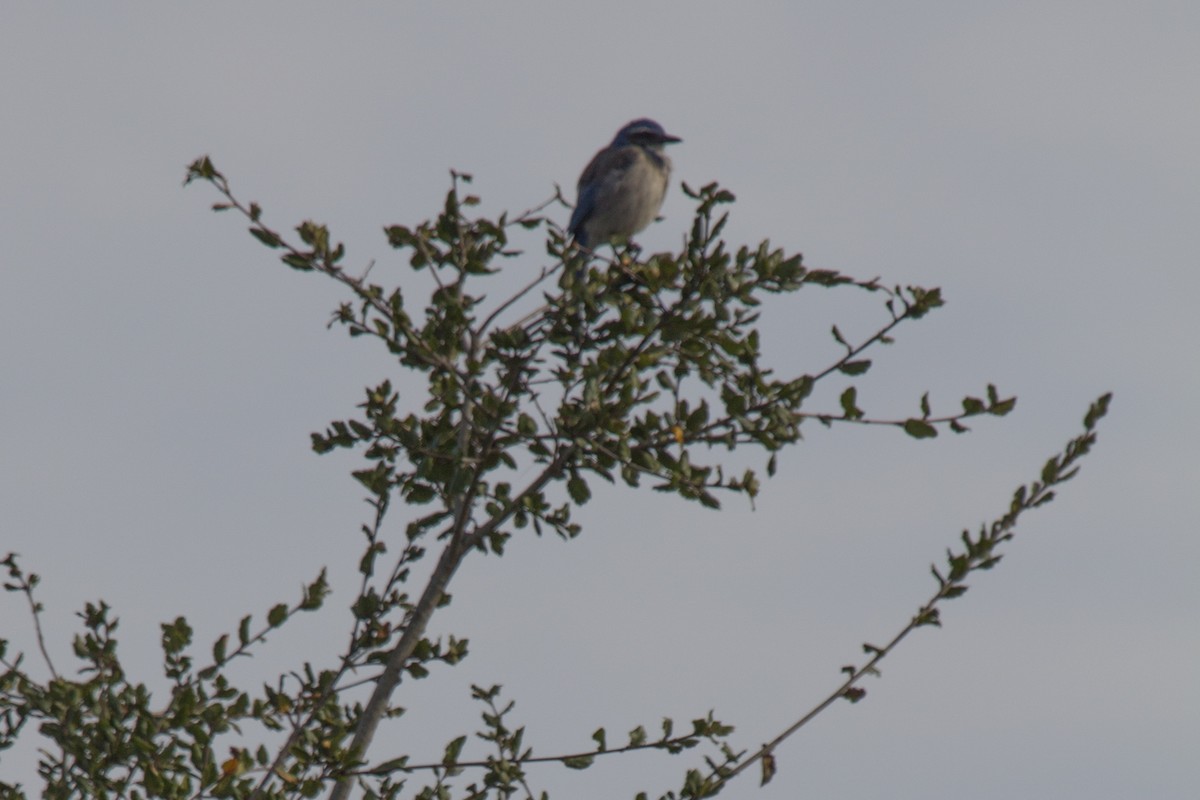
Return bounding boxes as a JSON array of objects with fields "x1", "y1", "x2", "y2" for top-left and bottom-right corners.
[{"x1": 2, "y1": 3, "x2": 1196, "y2": 798}]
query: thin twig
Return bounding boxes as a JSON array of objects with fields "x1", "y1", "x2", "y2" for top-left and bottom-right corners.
[
  {"x1": 2, "y1": 556, "x2": 59, "y2": 680},
  {"x1": 479, "y1": 260, "x2": 562, "y2": 336},
  {"x1": 354, "y1": 729, "x2": 712, "y2": 777}
]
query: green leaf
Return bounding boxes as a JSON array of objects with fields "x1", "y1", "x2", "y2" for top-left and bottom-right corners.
[
  {"x1": 249, "y1": 227, "x2": 283, "y2": 248},
  {"x1": 372, "y1": 756, "x2": 410, "y2": 774},
  {"x1": 516, "y1": 413, "x2": 537, "y2": 436},
  {"x1": 567, "y1": 473, "x2": 591, "y2": 505},
  {"x1": 914, "y1": 607, "x2": 941, "y2": 627},
  {"x1": 281, "y1": 253, "x2": 314, "y2": 271},
  {"x1": 302, "y1": 569, "x2": 329, "y2": 610},
  {"x1": 628, "y1": 725, "x2": 647, "y2": 747},
  {"x1": 212, "y1": 634, "x2": 228, "y2": 665},
  {"x1": 267, "y1": 603, "x2": 288, "y2": 628},
  {"x1": 989, "y1": 397, "x2": 1017, "y2": 416},
  {"x1": 839, "y1": 387, "x2": 863, "y2": 419},
  {"x1": 405, "y1": 483, "x2": 436, "y2": 504},
  {"x1": 902, "y1": 419, "x2": 938, "y2": 439},
  {"x1": 1041, "y1": 456, "x2": 1060, "y2": 484},
  {"x1": 592, "y1": 727, "x2": 607, "y2": 752},
  {"x1": 443, "y1": 735, "x2": 467, "y2": 766},
  {"x1": 1084, "y1": 392, "x2": 1113, "y2": 430},
  {"x1": 161, "y1": 617, "x2": 193, "y2": 654},
  {"x1": 563, "y1": 755, "x2": 594, "y2": 769},
  {"x1": 838, "y1": 359, "x2": 871, "y2": 376},
  {"x1": 183, "y1": 155, "x2": 220, "y2": 184}
]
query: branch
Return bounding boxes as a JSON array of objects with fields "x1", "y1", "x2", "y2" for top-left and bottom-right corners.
[
  {"x1": 478, "y1": 259, "x2": 562, "y2": 337},
  {"x1": 2, "y1": 553, "x2": 59, "y2": 680},
  {"x1": 185, "y1": 157, "x2": 458, "y2": 377},
  {"x1": 355, "y1": 730, "x2": 711, "y2": 776},
  {"x1": 328, "y1": 447, "x2": 575, "y2": 800},
  {"x1": 705, "y1": 392, "x2": 1112, "y2": 793}
]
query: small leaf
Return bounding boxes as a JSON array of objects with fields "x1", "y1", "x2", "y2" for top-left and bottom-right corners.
[
  {"x1": 372, "y1": 756, "x2": 410, "y2": 774},
  {"x1": 567, "y1": 474, "x2": 591, "y2": 505},
  {"x1": 761, "y1": 751, "x2": 777, "y2": 786},
  {"x1": 838, "y1": 360, "x2": 871, "y2": 376},
  {"x1": 1084, "y1": 392, "x2": 1113, "y2": 430},
  {"x1": 212, "y1": 634, "x2": 228, "y2": 665},
  {"x1": 902, "y1": 419, "x2": 938, "y2": 439},
  {"x1": 250, "y1": 227, "x2": 283, "y2": 248},
  {"x1": 281, "y1": 253, "x2": 314, "y2": 271},
  {"x1": 1041, "y1": 456, "x2": 1060, "y2": 484},
  {"x1": 839, "y1": 387, "x2": 863, "y2": 420},
  {"x1": 914, "y1": 607, "x2": 941, "y2": 627},
  {"x1": 628, "y1": 725, "x2": 647, "y2": 747},
  {"x1": 267, "y1": 603, "x2": 288, "y2": 628},
  {"x1": 592, "y1": 728, "x2": 607, "y2": 752},
  {"x1": 443, "y1": 735, "x2": 466, "y2": 766},
  {"x1": 989, "y1": 397, "x2": 1017, "y2": 416}
]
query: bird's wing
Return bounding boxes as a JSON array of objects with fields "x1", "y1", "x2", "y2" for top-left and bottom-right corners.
[
  {"x1": 569, "y1": 146, "x2": 639, "y2": 240},
  {"x1": 568, "y1": 183, "x2": 597, "y2": 239}
]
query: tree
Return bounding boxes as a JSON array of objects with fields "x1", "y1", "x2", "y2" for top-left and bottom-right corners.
[{"x1": 0, "y1": 157, "x2": 1111, "y2": 800}]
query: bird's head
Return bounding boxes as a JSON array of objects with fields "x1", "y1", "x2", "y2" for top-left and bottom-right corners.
[{"x1": 611, "y1": 118, "x2": 682, "y2": 149}]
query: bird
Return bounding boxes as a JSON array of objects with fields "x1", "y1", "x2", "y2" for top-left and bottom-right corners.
[{"x1": 567, "y1": 118, "x2": 682, "y2": 250}]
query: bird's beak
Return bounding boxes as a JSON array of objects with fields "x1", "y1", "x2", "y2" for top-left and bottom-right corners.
[{"x1": 661, "y1": 133, "x2": 682, "y2": 144}]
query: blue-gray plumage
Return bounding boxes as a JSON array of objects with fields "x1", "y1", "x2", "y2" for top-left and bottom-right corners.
[{"x1": 568, "y1": 118, "x2": 682, "y2": 249}]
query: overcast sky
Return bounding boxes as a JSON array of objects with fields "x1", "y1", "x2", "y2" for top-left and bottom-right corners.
[{"x1": 2, "y1": 3, "x2": 1196, "y2": 798}]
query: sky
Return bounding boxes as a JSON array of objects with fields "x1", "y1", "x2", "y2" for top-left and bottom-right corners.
[{"x1": 2, "y1": 2, "x2": 1197, "y2": 798}]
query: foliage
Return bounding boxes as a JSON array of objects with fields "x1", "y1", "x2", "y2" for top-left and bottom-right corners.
[{"x1": 0, "y1": 157, "x2": 1111, "y2": 800}]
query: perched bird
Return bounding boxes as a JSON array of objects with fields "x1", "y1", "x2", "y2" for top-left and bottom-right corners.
[{"x1": 568, "y1": 118, "x2": 682, "y2": 249}]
